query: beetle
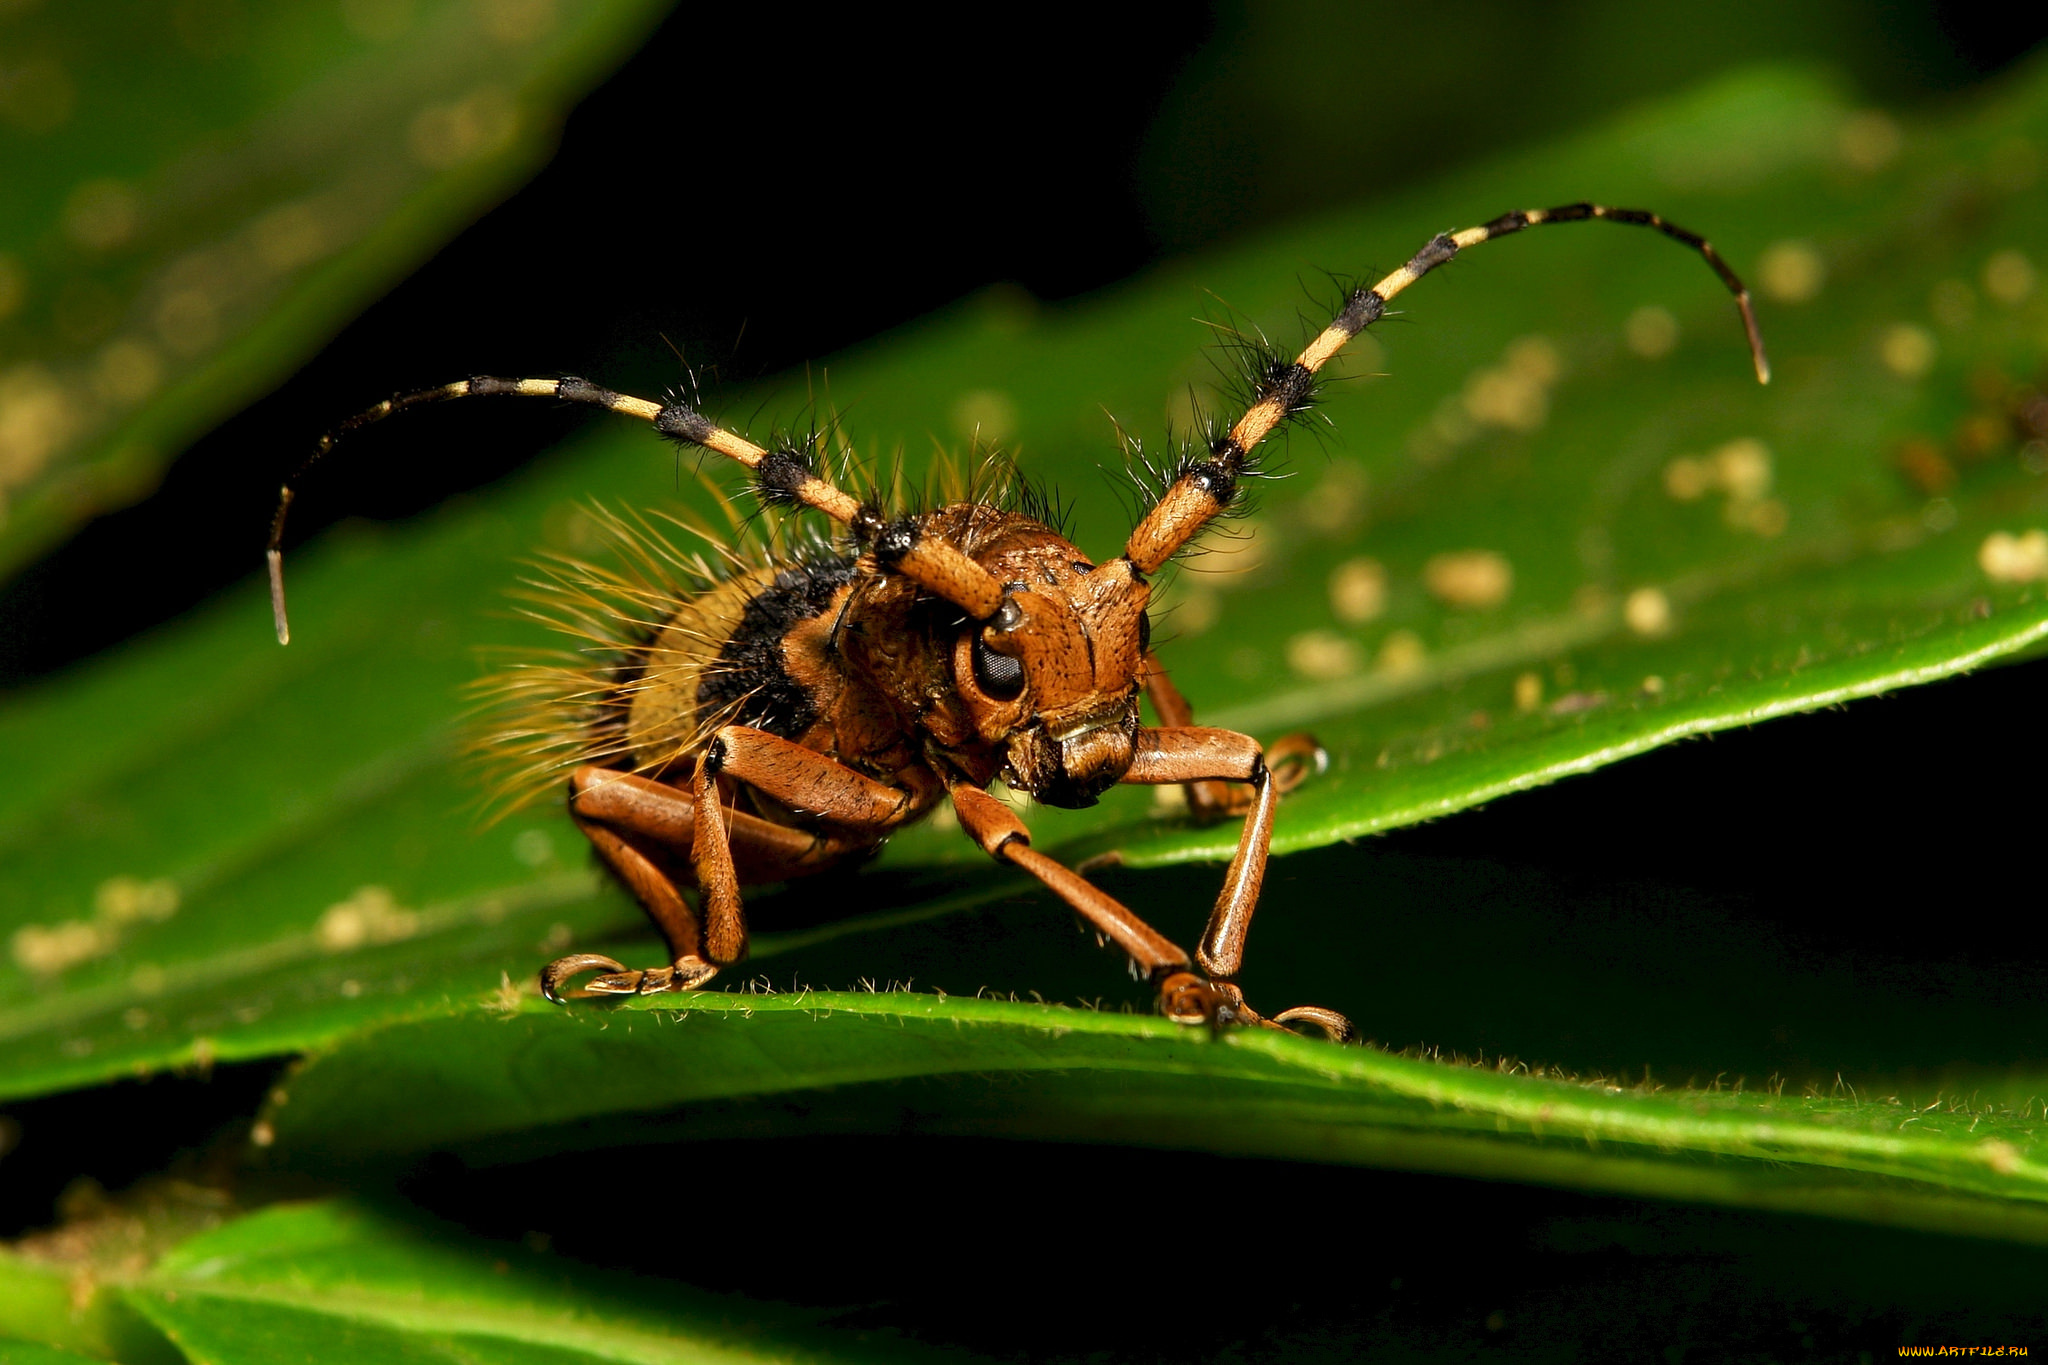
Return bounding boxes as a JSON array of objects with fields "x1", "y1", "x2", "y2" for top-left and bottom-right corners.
[{"x1": 267, "y1": 203, "x2": 1768, "y2": 1040}]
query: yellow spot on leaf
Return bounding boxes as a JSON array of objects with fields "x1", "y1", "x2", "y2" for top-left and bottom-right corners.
[
  {"x1": 1978, "y1": 529, "x2": 2048, "y2": 584},
  {"x1": 95, "y1": 876, "x2": 178, "y2": 924},
  {"x1": 93, "y1": 337, "x2": 164, "y2": 406},
  {"x1": 1376, "y1": 629, "x2": 1426, "y2": 676},
  {"x1": 63, "y1": 180, "x2": 141, "y2": 252},
  {"x1": 409, "y1": 86, "x2": 519, "y2": 168},
  {"x1": 1327, "y1": 557, "x2": 1386, "y2": 624},
  {"x1": 316, "y1": 886, "x2": 420, "y2": 952},
  {"x1": 251, "y1": 201, "x2": 334, "y2": 275},
  {"x1": 1758, "y1": 240, "x2": 1825, "y2": 303},
  {"x1": 1423, "y1": 549, "x2": 1512, "y2": 610},
  {"x1": 1880, "y1": 324, "x2": 1936, "y2": 379},
  {"x1": 1624, "y1": 587, "x2": 1673, "y2": 637},
  {"x1": 1297, "y1": 460, "x2": 1367, "y2": 535},
  {"x1": 1979, "y1": 1138, "x2": 2021, "y2": 1175},
  {"x1": 1712, "y1": 438, "x2": 1772, "y2": 501},
  {"x1": 11, "y1": 921, "x2": 113, "y2": 975},
  {"x1": 1286, "y1": 630, "x2": 1362, "y2": 680},
  {"x1": 1464, "y1": 365, "x2": 1548, "y2": 431},
  {"x1": 1624, "y1": 305, "x2": 1678, "y2": 359},
  {"x1": 155, "y1": 289, "x2": 221, "y2": 357},
  {"x1": 1983, "y1": 249, "x2": 2037, "y2": 306},
  {"x1": 0, "y1": 364, "x2": 80, "y2": 489},
  {"x1": 1663, "y1": 456, "x2": 1712, "y2": 501}
]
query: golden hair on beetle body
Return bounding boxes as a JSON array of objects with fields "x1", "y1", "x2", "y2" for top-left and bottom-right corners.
[
  {"x1": 469, "y1": 495, "x2": 808, "y2": 816},
  {"x1": 467, "y1": 440, "x2": 1049, "y2": 818}
]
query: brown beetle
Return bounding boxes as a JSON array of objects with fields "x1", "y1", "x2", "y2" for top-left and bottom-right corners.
[{"x1": 268, "y1": 203, "x2": 1767, "y2": 1039}]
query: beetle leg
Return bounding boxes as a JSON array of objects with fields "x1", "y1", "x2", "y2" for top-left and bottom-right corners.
[
  {"x1": 544, "y1": 814, "x2": 722, "y2": 1002},
  {"x1": 546, "y1": 760, "x2": 906, "y2": 1002},
  {"x1": 706, "y1": 724, "x2": 924, "y2": 828},
  {"x1": 1140, "y1": 652, "x2": 1323, "y2": 818},
  {"x1": 949, "y1": 782, "x2": 1193, "y2": 978},
  {"x1": 689, "y1": 751, "x2": 748, "y2": 967},
  {"x1": 1123, "y1": 726, "x2": 1354, "y2": 1042},
  {"x1": 945, "y1": 781, "x2": 1339, "y2": 1035},
  {"x1": 690, "y1": 726, "x2": 932, "y2": 966}
]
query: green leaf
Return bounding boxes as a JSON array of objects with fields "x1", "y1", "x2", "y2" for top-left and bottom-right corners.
[
  {"x1": 0, "y1": 0, "x2": 672, "y2": 578},
  {"x1": 0, "y1": 1202, "x2": 196, "y2": 1365},
  {"x1": 127, "y1": 1198, "x2": 955, "y2": 1364},
  {"x1": 0, "y1": 1343, "x2": 125, "y2": 1365},
  {"x1": 4, "y1": 60, "x2": 2048, "y2": 1126},
  {"x1": 0, "y1": 1252, "x2": 125, "y2": 1364},
  {"x1": 261, "y1": 990, "x2": 2048, "y2": 1246}
]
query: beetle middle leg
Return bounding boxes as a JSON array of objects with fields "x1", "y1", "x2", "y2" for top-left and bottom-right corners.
[{"x1": 545, "y1": 744, "x2": 911, "y2": 1001}]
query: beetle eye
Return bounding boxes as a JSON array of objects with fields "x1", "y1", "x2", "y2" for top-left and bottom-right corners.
[
  {"x1": 971, "y1": 638, "x2": 1025, "y2": 700},
  {"x1": 990, "y1": 597, "x2": 1024, "y2": 633},
  {"x1": 1138, "y1": 609, "x2": 1152, "y2": 653}
]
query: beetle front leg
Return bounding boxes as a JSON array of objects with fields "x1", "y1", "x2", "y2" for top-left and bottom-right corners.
[
  {"x1": 1140, "y1": 653, "x2": 1324, "y2": 819},
  {"x1": 948, "y1": 782, "x2": 1195, "y2": 985},
  {"x1": 1123, "y1": 726, "x2": 1354, "y2": 1042}
]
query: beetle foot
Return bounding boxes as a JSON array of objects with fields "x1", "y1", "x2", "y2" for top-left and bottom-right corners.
[
  {"x1": 540, "y1": 952, "x2": 719, "y2": 1004},
  {"x1": 1270, "y1": 1004, "x2": 1356, "y2": 1043},
  {"x1": 1187, "y1": 732, "x2": 1328, "y2": 819},
  {"x1": 1156, "y1": 971, "x2": 1351, "y2": 1041},
  {"x1": 1266, "y1": 731, "x2": 1328, "y2": 796}
]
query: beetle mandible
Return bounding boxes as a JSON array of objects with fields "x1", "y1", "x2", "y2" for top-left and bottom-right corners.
[{"x1": 267, "y1": 203, "x2": 1768, "y2": 1039}]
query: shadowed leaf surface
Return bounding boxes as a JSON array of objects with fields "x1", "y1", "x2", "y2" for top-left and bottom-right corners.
[{"x1": 127, "y1": 1198, "x2": 948, "y2": 1365}]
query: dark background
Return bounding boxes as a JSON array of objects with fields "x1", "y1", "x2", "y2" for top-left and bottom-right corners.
[{"x1": 4, "y1": 3, "x2": 2048, "y2": 1358}]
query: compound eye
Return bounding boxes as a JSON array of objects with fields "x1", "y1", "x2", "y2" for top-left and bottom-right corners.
[
  {"x1": 990, "y1": 597, "x2": 1025, "y2": 633},
  {"x1": 971, "y1": 637, "x2": 1025, "y2": 700}
]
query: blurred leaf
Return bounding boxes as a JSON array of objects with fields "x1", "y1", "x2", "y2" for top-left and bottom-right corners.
[
  {"x1": 0, "y1": 1252, "x2": 122, "y2": 1364},
  {"x1": 261, "y1": 992, "x2": 2048, "y2": 1245},
  {"x1": 0, "y1": 0, "x2": 672, "y2": 578},
  {"x1": 0, "y1": 1179, "x2": 215, "y2": 1365},
  {"x1": 127, "y1": 1198, "x2": 950, "y2": 1365},
  {"x1": 0, "y1": 1343, "x2": 125, "y2": 1365},
  {"x1": 3, "y1": 61, "x2": 2048, "y2": 1134}
]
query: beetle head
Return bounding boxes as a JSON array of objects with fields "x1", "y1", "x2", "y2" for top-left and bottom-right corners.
[{"x1": 948, "y1": 535, "x2": 1151, "y2": 809}]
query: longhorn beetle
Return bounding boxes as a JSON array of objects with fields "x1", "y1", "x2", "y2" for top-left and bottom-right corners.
[{"x1": 268, "y1": 204, "x2": 1768, "y2": 1040}]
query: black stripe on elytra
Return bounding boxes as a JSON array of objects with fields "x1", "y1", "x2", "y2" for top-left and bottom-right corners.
[{"x1": 696, "y1": 554, "x2": 858, "y2": 739}]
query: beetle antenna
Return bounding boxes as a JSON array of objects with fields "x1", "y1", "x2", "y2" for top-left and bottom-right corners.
[
  {"x1": 267, "y1": 375, "x2": 1005, "y2": 643},
  {"x1": 1123, "y1": 203, "x2": 1770, "y2": 575}
]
